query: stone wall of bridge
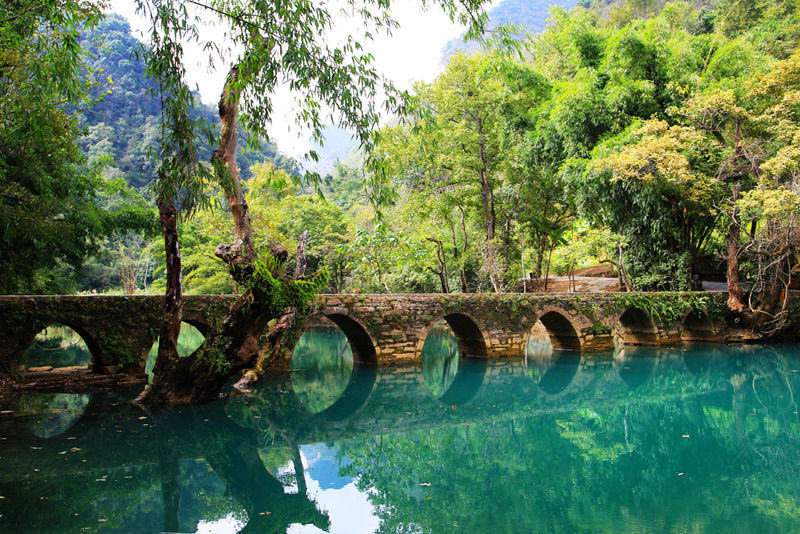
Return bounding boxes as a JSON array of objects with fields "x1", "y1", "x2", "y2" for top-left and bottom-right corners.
[{"x1": 0, "y1": 291, "x2": 740, "y2": 374}]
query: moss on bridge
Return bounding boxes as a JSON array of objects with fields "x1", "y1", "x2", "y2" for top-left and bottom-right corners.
[{"x1": 0, "y1": 291, "x2": 792, "y2": 375}]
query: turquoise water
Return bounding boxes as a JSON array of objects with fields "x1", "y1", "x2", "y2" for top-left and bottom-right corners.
[{"x1": 3, "y1": 328, "x2": 800, "y2": 533}]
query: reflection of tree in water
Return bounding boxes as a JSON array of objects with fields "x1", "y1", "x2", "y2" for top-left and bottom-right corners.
[
  {"x1": 291, "y1": 326, "x2": 354, "y2": 413},
  {"x1": 422, "y1": 323, "x2": 459, "y2": 398},
  {"x1": 338, "y1": 348, "x2": 800, "y2": 533},
  {"x1": 22, "y1": 325, "x2": 91, "y2": 368},
  {"x1": 6, "y1": 347, "x2": 800, "y2": 532}
]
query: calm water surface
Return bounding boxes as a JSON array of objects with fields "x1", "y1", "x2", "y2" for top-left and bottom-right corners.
[{"x1": 3, "y1": 327, "x2": 800, "y2": 533}]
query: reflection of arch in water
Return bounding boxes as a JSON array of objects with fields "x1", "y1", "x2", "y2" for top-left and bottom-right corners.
[
  {"x1": 291, "y1": 315, "x2": 379, "y2": 420},
  {"x1": 22, "y1": 323, "x2": 99, "y2": 370},
  {"x1": 18, "y1": 393, "x2": 91, "y2": 438},
  {"x1": 681, "y1": 310, "x2": 715, "y2": 342},
  {"x1": 527, "y1": 350, "x2": 583, "y2": 397},
  {"x1": 616, "y1": 308, "x2": 659, "y2": 346},
  {"x1": 419, "y1": 316, "x2": 487, "y2": 406},
  {"x1": 316, "y1": 364, "x2": 378, "y2": 421},
  {"x1": 682, "y1": 344, "x2": 722, "y2": 377},
  {"x1": 614, "y1": 345, "x2": 658, "y2": 388}
]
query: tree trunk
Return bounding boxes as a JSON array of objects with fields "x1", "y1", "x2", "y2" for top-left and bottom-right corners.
[
  {"x1": 477, "y1": 119, "x2": 500, "y2": 293},
  {"x1": 727, "y1": 180, "x2": 745, "y2": 313},
  {"x1": 213, "y1": 64, "x2": 253, "y2": 254},
  {"x1": 152, "y1": 198, "x2": 182, "y2": 374}
]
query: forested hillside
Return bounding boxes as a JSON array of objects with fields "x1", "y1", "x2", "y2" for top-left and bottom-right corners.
[
  {"x1": 441, "y1": 0, "x2": 579, "y2": 59},
  {"x1": 77, "y1": 14, "x2": 298, "y2": 190}
]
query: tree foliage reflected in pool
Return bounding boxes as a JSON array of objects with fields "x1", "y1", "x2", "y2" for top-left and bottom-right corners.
[
  {"x1": 291, "y1": 326, "x2": 354, "y2": 413},
  {"x1": 2, "y1": 343, "x2": 800, "y2": 533}
]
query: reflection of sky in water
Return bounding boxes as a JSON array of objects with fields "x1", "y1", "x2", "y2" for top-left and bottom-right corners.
[
  {"x1": 8, "y1": 344, "x2": 800, "y2": 534},
  {"x1": 287, "y1": 443, "x2": 380, "y2": 534}
]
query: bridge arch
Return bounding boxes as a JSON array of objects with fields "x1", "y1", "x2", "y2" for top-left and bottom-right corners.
[
  {"x1": 320, "y1": 309, "x2": 378, "y2": 365},
  {"x1": 290, "y1": 312, "x2": 380, "y2": 420},
  {"x1": 440, "y1": 312, "x2": 488, "y2": 359},
  {"x1": 616, "y1": 307, "x2": 660, "y2": 345},
  {"x1": 681, "y1": 309, "x2": 715, "y2": 342},
  {"x1": 22, "y1": 322, "x2": 103, "y2": 371},
  {"x1": 534, "y1": 307, "x2": 584, "y2": 351},
  {"x1": 415, "y1": 313, "x2": 488, "y2": 405}
]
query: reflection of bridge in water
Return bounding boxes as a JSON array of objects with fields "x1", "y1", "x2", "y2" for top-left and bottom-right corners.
[{"x1": 1, "y1": 343, "x2": 791, "y2": 532}]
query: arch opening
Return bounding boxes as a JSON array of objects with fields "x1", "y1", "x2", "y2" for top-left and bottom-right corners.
[
  {"x1": 617, "y1": 308, "x2": 659, "y2": 346},
  {"x1": 146, "y1": 322, "x2": 206, "y2": 381},
  {"x1": 22, "y1": 324, "x2": 94, "y2": 371},
  {"x1": 442, "y1": 313, "x2": 487, "y2": 358},
  {"x1": 421, "y1": 319, "x2": 486, "y2": 405},
  {"x1": 291, "y1": 315, "x2": 377, "y2": 419},
  {"x1": 681, "y1": 310, "x2": 715, "y2": 342},
  {"x1": 325, "y1": 313, "x2": 378, "y2": 365},
  {"x1": 538, "y1": 311, "x2": 583, "y2": 351}
]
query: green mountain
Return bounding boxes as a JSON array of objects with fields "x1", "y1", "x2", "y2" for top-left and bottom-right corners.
[
  {"x1": 441, "y1": 0, "x2": 578, "y2": 60},
  {"x1": 77, "y1": 14, "x2": 298, "y2": 190}
]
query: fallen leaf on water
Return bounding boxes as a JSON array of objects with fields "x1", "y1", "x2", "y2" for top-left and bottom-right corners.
[
  {"x1": 451, "y1": 405, "x2": 457, "y2": 409},
  {"x1": 424, "y1": 497, "x2": 432, "y2": 500}
]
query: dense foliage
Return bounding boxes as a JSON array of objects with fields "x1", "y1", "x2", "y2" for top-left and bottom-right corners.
[{"x1": 4, "y1": 0, "x2": 800, "y2": 334}]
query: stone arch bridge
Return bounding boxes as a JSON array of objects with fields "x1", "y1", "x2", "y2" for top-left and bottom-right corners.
[{"x1": 0, "y1": 292, "x2": 729, "y2": 374}]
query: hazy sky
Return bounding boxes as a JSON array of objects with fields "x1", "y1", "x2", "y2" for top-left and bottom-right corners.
[{"x1": 107, "y1": 1, "x2": 491, "y2": 157}]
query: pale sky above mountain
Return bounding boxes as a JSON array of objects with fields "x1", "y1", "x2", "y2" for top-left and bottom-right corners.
[{"x1": 108, "y1": 1, "x2": 497, "y2": 157}]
